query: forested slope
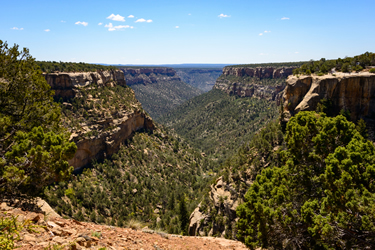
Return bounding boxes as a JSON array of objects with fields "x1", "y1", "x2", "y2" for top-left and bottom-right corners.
[
  {"x1": 158, "y1": 89, "x2": 278, "y2": 164},
  {"x1": 44, "y1": 126, "x2": 216, "y2": 235}
]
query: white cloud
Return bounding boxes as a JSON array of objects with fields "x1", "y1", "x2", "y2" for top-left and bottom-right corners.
[
  {"x1": 281, "y1": 17, "x2": 290, "y2": 20},
  {"x1": 264, "y1": 30, "x2": 271, "y2": 33},
  {"x1": 188, "y1": 13, "x2": 191, "y2": 15},
  {"x1": 98, "y1": 22, "x2": 103, "y2": 25},
  {"x1": 259, "y1": 33, "x2": 263, "y2": 36},
  {"x1": 295, "y1": 52, "x2": 299, "y2": 54},
  {"x1": 128, "y1": 15, "x2": 134, "y2": 18},
  {"x1": 61, "y1": 20, "x2": 66, "y2": 23},
  {"x1": 44, "y1": 29, "x2": 50, "y2": 32},
  {"x1": 259, "y1": 53, "x2": 268, "y2": 56},
  {"x1": 105, "y1": 23, "x2": 132, "y2": 31},
  {"x1": 75, "y1": 21, "x2": 88, "y2": 26},
  {"x1": 135, "y1": 18, "x2": 153, "y2": 23},
  {"x1": 107, "y1": 14, "x2": 125, "y2": 22},
  {"x1": 218, "y1": 14, "x2": 230, "y2": 18},
  {"x1": 11, "y1": 27, "x2": 23, "y2": 30},
  {"x1": 175, "y1": 26, "x2": 179, "y2": 28}
]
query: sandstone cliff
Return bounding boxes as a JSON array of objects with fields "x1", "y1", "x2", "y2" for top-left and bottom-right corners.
[
  {"x1": 283, "y1": 72, "x2": 375, "y2": 122},
  {"x1": 68, "y1": 110, "x2": 154, "y2": 170},
  {"x1": 44, "y1": 70, "x2": 126, "y2": 100},
  {"x1": 213, "y1": 66, "x2": 296, "y2": 100},
  {"x1": 45, "y1": 70, "x2": 154, "y2": 170},
  {"x1": 121, "y1": 67, "x2": 180, "y2": 85}
]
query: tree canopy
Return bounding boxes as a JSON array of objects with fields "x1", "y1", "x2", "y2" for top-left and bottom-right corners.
[
  {"x1": 0, "y1": 41, "x2": 76, "y2": 200},
  {"x1": 237, "y1": 111, "x2": 375, "y2": 249}
]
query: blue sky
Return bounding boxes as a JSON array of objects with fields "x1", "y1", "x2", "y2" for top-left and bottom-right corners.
[{"x1": 1, "y1": 0, "x2": 375, "y2": 65}]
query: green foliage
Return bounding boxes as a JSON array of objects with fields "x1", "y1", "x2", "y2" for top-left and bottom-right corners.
[
  {"x1": 237, "y1": 111, "x2": 375, "y2": 249},
  {"x1": 0, "y1": 213, "x2": 21, "y2": 250},
  {"x1": 91, "y1": 231, "x2": 102, "y2": 238},
  {"x1": 356, "y1": 118, "x2": 368, "y2": 139},
  {"x1": 0, "y1": 40, "x2": 76, "y2": 199},
  {"x1": 296, "y1": 52, "x2": 375, "y2": 75},
  {"x1": 129, "y1": 79, "x2": 202, "y2": 119},
  {"x1": 370, "y1": 68, "x2": 375, "y2": 73},
  {"x1": 44, "y1": 127, "x2": 215, "y2": 235},
  {"x1": 194, "y1": 121, "x2": 284, "y2": 238},
  {"x1": 36, "y1": 61, "x2": 116, "y2": 73},
  {"x1": 159, "y1": 89, "x2": 278, "y2": 164},
  {"x1": 178, "y1": 195, "x2": 189, "y2": 235}
]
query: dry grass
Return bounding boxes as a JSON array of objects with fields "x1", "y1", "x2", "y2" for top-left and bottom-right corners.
[{"x1": 126, "y1": 219, "x2": 144, "y2": 230}]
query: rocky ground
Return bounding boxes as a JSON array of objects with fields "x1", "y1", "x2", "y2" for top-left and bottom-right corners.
[{"x1": 1, "y1": 202, "x2": 248, "y2": 250}]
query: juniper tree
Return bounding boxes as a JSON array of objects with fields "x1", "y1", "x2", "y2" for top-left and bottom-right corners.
[
  {"x1": 237, "y1": 111, "x2": 375, "y2": 249},
  {"x1": 0, "y1": 40, "x2": 76, "y2": 200}
]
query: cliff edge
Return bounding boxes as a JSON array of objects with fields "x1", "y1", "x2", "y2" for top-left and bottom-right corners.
[
  {"x1": 283, "y1": 72, "x2": 375, "y2": 122},
  {"x1": 213, "y1": 66, "x2": 296, "y2": 100}
]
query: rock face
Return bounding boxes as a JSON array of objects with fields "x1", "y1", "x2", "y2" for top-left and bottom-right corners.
[
  {"x1": 45, "y1": 70, "x2": 154, "y2": 170},
  {"x1": 214, "y1": 66, "x2": 296, "y2": 101},
  {"x1": 44, "y1": 70, "x2": 126, "y2": 99},
  {"x1": 121, "y1": 67, "x2": 181, "y2": 85},
  {"x1": 283, "y1": 72, "x2": 375, "y2": 121},
  {"x1": 189, "y1": 177, "x2": 242, "y2": 238},
  {"x1": 221, "y1": 66, "x2": 295, "y2": 79},
  {"x1": 69, "y1": 111, "x2": 154, "y2": 170}
]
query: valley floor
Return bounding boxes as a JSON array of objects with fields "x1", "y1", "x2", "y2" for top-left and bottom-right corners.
[{"x1": 1, "y1": 203, "x2": 248, "y2": 250}]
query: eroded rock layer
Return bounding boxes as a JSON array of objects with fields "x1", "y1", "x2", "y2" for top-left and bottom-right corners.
[
  {"x1": 45, "y1": 70, "x2": 154, "y2": 170},
  {"x1": 121, "y1": 67, "x2": 181, "y2": 85},
  {"x1": 68, "y1": 111, "x2": 154, "y2": 170},
  {"x1": 213, "y1": 66, "x2": 296, "y2": 100},
  {"x1": 44, "y1": 70, "x2": 126, "y2": 99},
  {"x1": 283, "y1": 72, "x2": 375, "y2": 121}
]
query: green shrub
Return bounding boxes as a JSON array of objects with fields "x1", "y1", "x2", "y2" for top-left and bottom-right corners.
[
  {"x1": 237, "y1": 112, "x2": 375, "y2": 249},
  {"x1": 0, "y1": 213, "x2": 21, "y2": 250},
  {"x1": 370, "y1": 68, "x2": 375, "y2": 73}
]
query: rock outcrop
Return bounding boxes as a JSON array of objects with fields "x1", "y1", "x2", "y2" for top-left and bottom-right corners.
[
  {"x1": 283, "y1": 72, "x2": 375, "y2": 121},
  {"x1": 69, "y1": 110, "x2": 154, "y2": 170},
  {"x1": 214, "y1": 66, "x2": 296, "y2": 101},
  {"x1": 121, "y1": 67, "x2": 181, "y2": 85},
  {"x1": 189, "y1": 177, "x2": 243, "y2": 238},
  {"x1": 45, "y1": 70, "x2": 154, "y2": 170},
  {"x1": 44, "y1": 70, "x2": 126, "y2": 99}
]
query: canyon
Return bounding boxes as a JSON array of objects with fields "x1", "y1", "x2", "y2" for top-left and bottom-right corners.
[{"x1": 120, "y1": 67, "x2": 202, "y2": 119}]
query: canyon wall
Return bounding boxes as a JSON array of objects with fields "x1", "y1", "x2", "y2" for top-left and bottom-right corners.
[
  {"x1": 68, "y1": 110, "x2": 154, "y2": 170},
  {"x1": 44, "y1": 70, "x2": 126, "y2": 99},
  {"x1": 213, "y1": 66, "x2": 296, "y2": 100},
  {"x1": 283, "y1": 72, "x2": 375, "y2": 121},
  {"x1": 121, "y1": 67, "x2": 181, "y2": 85},
  {"x1": 44, "y1": 70, "x2": 154, "y2": 170}
]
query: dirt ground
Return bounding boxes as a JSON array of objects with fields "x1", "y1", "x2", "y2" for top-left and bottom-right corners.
[{"x1": 1, "y1": 202, "x2": 248, "y2": 250}]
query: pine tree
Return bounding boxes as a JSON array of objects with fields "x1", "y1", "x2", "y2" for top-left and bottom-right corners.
[{"x1": 178, "y1": 195, "x2": 189, "y2": 235}]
